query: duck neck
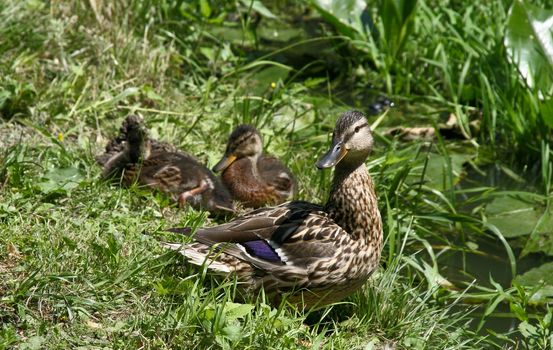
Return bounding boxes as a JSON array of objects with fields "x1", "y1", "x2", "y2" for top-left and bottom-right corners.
[{"x1": 325, "y1": 163, "x2": 382, "y2": 246}]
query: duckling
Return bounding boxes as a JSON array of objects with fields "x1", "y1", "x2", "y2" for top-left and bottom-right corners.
[
  {"x1": 163, "y1": 111, "x2": 382, "y2": 309},
  {"x1": 212, "y1": 125, "x2": 297, "y2": 208},
  {"x1": 97, "y1": 115, "x2": 235, "y2": 216},
  {"x1": 95, "y1": 115, "x2": 177, "y2": 168}
]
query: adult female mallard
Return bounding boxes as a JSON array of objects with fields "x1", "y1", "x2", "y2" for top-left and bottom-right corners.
[
  {"x1": 212, "y1": 125, "x2": 297, "y2": 208},
  {"x1": 97, "y1": 115, "x2": 235, "y2": 216},
  {"x1": 163, "y1": 111, "x2": 382, "y2": 309}
]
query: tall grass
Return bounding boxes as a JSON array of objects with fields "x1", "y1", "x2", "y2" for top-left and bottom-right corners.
[{"x1": 310, "y1": 0, "x2": 552, "y2": 166}]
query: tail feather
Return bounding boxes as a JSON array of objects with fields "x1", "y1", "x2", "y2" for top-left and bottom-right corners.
[{"x1": 160, "y1": 241, "x2": 232, "y2": 273}]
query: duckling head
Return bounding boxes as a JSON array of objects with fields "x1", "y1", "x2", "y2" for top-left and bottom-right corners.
[
  {"x1": 212, "y1": 124, "x2": 263, "y2": 172},
  {"x1": 316, "y1": 110, "x2": 373, "y2": 170}
]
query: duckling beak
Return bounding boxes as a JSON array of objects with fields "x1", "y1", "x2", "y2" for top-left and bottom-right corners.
[
  {"x1": 316, "y1": 141, "x2": 348, "y2": 169},
  {"x1": 213, "y1": 154, "x2": 237, "y2": 172}
]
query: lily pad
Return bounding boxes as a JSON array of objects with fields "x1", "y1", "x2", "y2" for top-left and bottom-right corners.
[
  {"x1": 257, "y1": 26, "x2": 304, "y2": 42},
  {"x1": 514, "y1": 262, "x2": 553, "y2": 303},
  {"x1": 485, "y1": 195, "x2": 553, "y2": 238},
  {"x1": 240, "y1": 65, "x2": 291, "y2": 96},
  {"x1": 422, "y1": 153, "x2": 472, "y2": 191}
]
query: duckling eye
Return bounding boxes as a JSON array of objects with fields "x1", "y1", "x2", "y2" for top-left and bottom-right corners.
[{"x1": 354, "y1": 126, "x2": 361, "y2": 133}]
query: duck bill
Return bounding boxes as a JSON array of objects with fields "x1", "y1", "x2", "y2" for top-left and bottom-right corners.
[
  {"x1": 212, "y1": 154, "x2": 237, "y2": 172},
  {"x1": 316, "y1": 142, "x2": 348, "y2": 169}
]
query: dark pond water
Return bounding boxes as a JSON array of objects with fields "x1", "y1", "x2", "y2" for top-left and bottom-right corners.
[{"x1": 441, "y1": 163, "x2": 552, "y2": 335}]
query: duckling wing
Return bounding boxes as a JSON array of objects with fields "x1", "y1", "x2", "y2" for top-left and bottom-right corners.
[
  {"x1": 257, "y1": 156, "x2": 297, "y2": 196},
  {"x1": 137, "y1": 152, "x2": 206, "y2": 190}
]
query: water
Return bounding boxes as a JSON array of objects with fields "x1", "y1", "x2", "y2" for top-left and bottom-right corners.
[{"x1": 438, "y1": 163, "x2": 552, "y2": 336}]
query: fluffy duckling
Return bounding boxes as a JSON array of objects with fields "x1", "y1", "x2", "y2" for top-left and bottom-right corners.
[
  {"x1": 97, "y1": 115, "x2": 235, "y2": 216},
  {"x1": 213, "y1": 125, "x2": 297, "y2": 208}
]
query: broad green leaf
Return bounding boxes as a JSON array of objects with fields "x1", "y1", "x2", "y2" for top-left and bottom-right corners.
[
  {"x1": 257, "y1": 26, "x2": 303, "y2": 42},
  {"x1": 523, "y1": 231, "x2": 553, "y2": 256},
  {"x1": 224, "y1": 302, "x2": 254, "y2": 320},
  {"x1": 485, "y1": 195, "x2": 553, "y2": 238},
  {"x1": 505, "y1": 0, "x2": 553, "y2": 97},
  {"x1": 380, "y1": 0, "x2": 419, "y2": 56},
  {"x1": 241, "y1": 65, "x2": 291, "y2": 96},
  {"x1": 209, "y1": 27, "x2": 251, "y2": 45},
  {"x1": 199, "y1": 0, "x2": 211, "y2": 18},
  {"x1": 19, "y1": 336, "x2": 45, "y2": 350},
  {"x1": 312, "y1": 0, "x2": 368, "y2": 40},
  {"x1": 514, "y1": 262, "x2": 553, "y2": 303},
  {"x1": 422, "y1": 153, "x2": 471, "y2": 191},
  {"x1": 37, "y1": 166, "x2": 84, "y2": 194},
  {"x1": 222, "y1": 324, "x2": 242, "y2": 341},
  {"x1": 539, "y1": 98, "x2": 553, "y2": 128},
  {"x1": 239, "y1": 0, "x2": 277, "y2": 19},
  {"x1": 518, "y1": 266, "x2": 553, "y2": 286},
  {"x1": 518, "y1": 321, "x2": 538, "y2": 338}
]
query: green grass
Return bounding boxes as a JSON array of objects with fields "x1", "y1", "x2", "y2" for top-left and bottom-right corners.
[
  {"x1": 0, "y1": 142, "x2": 485, "y2": 348},
  {"x1": 1, "y1": 0, "x2": 553, "y2": 348}
]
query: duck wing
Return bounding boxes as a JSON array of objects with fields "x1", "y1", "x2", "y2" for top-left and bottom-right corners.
[{"x1": 168, "y1": 201, "x2": 342, "y2": 271}]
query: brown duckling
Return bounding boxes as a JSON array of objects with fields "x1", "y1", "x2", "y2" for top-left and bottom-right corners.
[
  {"x1": 97, "y1": 115, "x2": 235, "y2": 216},
  {"x1": 212, "y1": 124, "x2": 297, "y2": 208}
]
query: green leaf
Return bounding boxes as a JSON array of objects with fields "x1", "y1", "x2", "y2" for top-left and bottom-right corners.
[
  {"x1": 539, "y1": 98, "x2": 553, "y2": 128},
  {"x1": 514, "y1": 262, "x2": 553, "y2": 287},
  {"x1": 239, "y1": 0, "x2": 277, "y2": 19},
  {"x1": 379, "y1": 0, "x2": 419, "y2": 56},
  {"x1": 37, "y1": 166, "x2": 84, "y2": 195},
  {"x1": 312, "y1": 0, "x2": 368, "y2": 40},
  {"x1": 224, "y1": 302, "x2": 254, "y2": 321},
  {"x1": 199, "y1": 0, "x2": 211, "y2": 18},
  {"x1": 505, "y1": 0, "x2": 553, "y2": 96},
  {"x1": 422, "y1": 153, "x2": 471, "y2": 191},
  {"x1": 257, "y1": 26, "x2": 303, "y2": 42},
  {"x1": 510, "y1": 301, "x2": 527, "y2": 321},
  {"x1": 241, "y1": 65, "x2": 291, "y2": 96},
  {"x1": 92, "y1": 87, "x2": 139, "y2": 112},
  {"x1": 222, "y1": 324, "x2": 242, "y2": 341},
  {"x1": 518, "y1": 320, "x2": 538, "y2": 338},
  {"x1": 19, "y1": 335, "x2": 45, "y2": 350},
  {"x1": 485, "y1": 195, "x2": 553, "y2": 238}
]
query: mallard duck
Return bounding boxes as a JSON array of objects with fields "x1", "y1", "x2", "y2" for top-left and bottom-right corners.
[
  {"x1": 212, "y1": 124, "x2": 297, "y2": 208},
  {"x1": 97, "y1": 115, "x2": 235, "y2": 216},
  {"x1": 163, "y1": 111, "x2": 382, "y2": 309}
]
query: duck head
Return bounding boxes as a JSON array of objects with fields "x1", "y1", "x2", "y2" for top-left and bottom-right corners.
[
  {"x1": 316, "y1": 111, "x2": 374, "y2": 170},
  {"x1": 213, "y1": 124, "x2": 263, "y2": 172}
]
